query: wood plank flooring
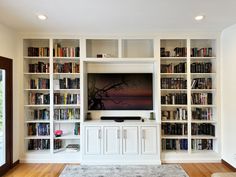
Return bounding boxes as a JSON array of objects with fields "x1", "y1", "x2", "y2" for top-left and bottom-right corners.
[{"x1": 3, "y1": 163, "x2": 234, "y2": 177}]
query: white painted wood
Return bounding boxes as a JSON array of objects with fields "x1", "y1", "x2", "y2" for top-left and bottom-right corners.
[
  {"x1": 104, "y1": 126, "x2": 120, "y2": 155},
  {"x1": 141, "y1": 126, "x2": 157, "y2": 154},
  {"x1": 85, "y1": 126, "x2": 101, "y2": 155},
  {"x1": 122, "y1": 126, "x2": 139, "y2": 155}
]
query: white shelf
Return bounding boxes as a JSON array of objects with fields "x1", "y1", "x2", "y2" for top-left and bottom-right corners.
[
  {"x1": 24, "y1": 73, "x2": 49, "y2": 75},
  {"x1": 191, "y1": 89, "x2": 216, "y2": 92},
  {"x1": 24, "y1": 56, "x2": 50, "y2": 59},
  {"x1": 25, "y1": 136, "x2": 50, "y2": 139},
  {"x1": 54, "y1": 134, "x2": 80, "y2": 140},
  {"x1": 191, "y1": 73, "x2": 216, "y2": 76},
  {"x1": 24, "y1": 105, "x2": 50, "y2": 108},
  {"x1": 191, "y1": 105, "x2": 216, "y2": 108},
  {"x1": 54, "y1": 89, "x2": 80, "y2": 92},
  {"x1": 53, "y1": 57, "x2": 80, "y2": 60},
  {"x1": 191, "y1": 135, "x2": 216, "y2": 139},
  {"x1": 54, "y1": 120, "x2": 80, "y2": 123},
  {"x1": 25, "y1": 120, "x2": 50, "y2": 123},
  {"x1": 191, "y1": 57, "x2": 216, "y2": 60},
  {"x1": 162, "y1": 150, "x2": 188, "y2": 153},
  {"x1": 161, "y1": 135, "x2": 188, "y2": 139},
  {"x1": 53, "y1": 73, "x2": 80, "y2": 76},
  {"x1": 161, "y1": 89, "x2": 187, "y2": 92},
  {"x1": 161, "y1": 57, "x2": 187, "y2": 60},
  {"x1": 54, "y1": 148, "x2": 80, "y2": 154},
  {"x1": 162, "y1": 120, "x2": 188, "y2": 123},
  {"x1": 191, "y1": 120, "x2": 216, "y2": 124},
  {"x1": 24, "y1": 89, "x2": 50, "y2": 92},
  {"x1": 83, "y1": 57, "x2": 156, "y2": 63},
  {"x1": 53, "y1": 104, "x2": 80, "y2": 108},
  {"x1": 161, "y1": 73, "x2": 187, "y2": 76},
  {"x1": 26, "y1": 150, "x2": 50, "y2": 154},
  {"x1": 161, "y1": 104, "x2": 187, "y2": 107}
]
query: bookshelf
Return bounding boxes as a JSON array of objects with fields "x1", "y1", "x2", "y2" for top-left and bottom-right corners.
[{"x1": 160, "y1": 38, "x2": 218, "y2": 159}]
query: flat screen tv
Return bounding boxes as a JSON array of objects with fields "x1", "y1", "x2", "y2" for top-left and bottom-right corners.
[{"x1": 87, "y1": 73, "x2": 153, "y2": 110}]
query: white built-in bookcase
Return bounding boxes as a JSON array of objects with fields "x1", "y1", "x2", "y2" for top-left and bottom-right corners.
[{"x1": 21, "y1": 36, "x2": 220, "y2": 163}]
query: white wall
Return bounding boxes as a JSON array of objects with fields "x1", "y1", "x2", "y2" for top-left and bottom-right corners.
[
  {"x1": 221, "y1": 24, "x2": 236, "y2": 168},
  {"x1": 0, "y1": 23, "x2": 19, "y2": 163}
]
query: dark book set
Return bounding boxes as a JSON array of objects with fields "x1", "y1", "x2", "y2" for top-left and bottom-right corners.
[
  {"x1": 27, "y1": 123, "x2": 50, "y2": 136},
  {"x1": 30, "y1": 109, "x2": 49, "y2": 120},
  {"x1": 161, "y1": 93, "x2": 187, "y2": 105},
  {"x1": 54, "y1": 93, "x2": 80, "y2": 105},
  {"x1": 192, "y1": 108, "x2": 213, "y2": 120},
  {"x1": 191, "y1": 78, "x2": 212, "y2": 89},
  {"x1": 162, "y1": 123, "x2": 187, "y2": 135},
  {"x1": 29, "y1": 93, "x2": 50, "y2": 105},
  {"x1": 191, "y1": 93, "x2": 213, "y2": 105},
  {"x1": 54, "y1": 43, "x2": 80, "y2": 57},
  {"x1": 54, "y1": 108, "x2": 80, "y2": 120},
  {"x1": 162, "y1": 108, "x2": 187, "y2": 120},
  {"x1": 191, "y1": 123, "x2": 215, "y2": 136},
  {"x1": 57, "y1": 78, "x2": 80, "y2": 89},
  {"x1": 54, "y1": 139, "x2": 62, "y2": 150},
  {"x1": 30, "y1": 78, "x2": 50, "y2": 89},
  {"x1": 191, "y1": 62, "x2": 212, "y2": 73},
  {"x1": 161, "y1": 78, "x2": 187, "y2": 89},
  {"x1": 162, "y1": 139, "x2": 188, "y2": 150},
  {"x1": 191, "y1": 139, "x2": 213, "y2": 150},
  {"x1": 28, "y1": 139, "x2": 50, "y2": 150},
  {"x1": 53, "y1": 62, "x2": 80, "y2": 73},
  {"x1": 191, "y1": 47, "x2": 213, "y2": 57},
  {"x1": 161, "y1": 47, "x2": 187, "y2": 57},
  {"x1": 161, "y1": 62, "x2": 186, "y2": 73},
  {"x1": 28, "y1": 62, "x2": 50, "y2": 73},
  {"x1": 28, "y1": 47, "x2": 49, "y2": 57}
]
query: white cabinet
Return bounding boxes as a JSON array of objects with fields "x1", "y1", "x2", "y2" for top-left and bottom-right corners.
[
  {"x1": 122, "y1": 126, "x2": 139, "y2": 155},
  {"x1": 141, "y1": 126, "x2": 157, "y2": 154},
  {"x1": 104, "y1": 126, "x2": 120, "y2": 155},
  {"x1": 85, "y1": 126, "x2": 102, "y2": 155}
]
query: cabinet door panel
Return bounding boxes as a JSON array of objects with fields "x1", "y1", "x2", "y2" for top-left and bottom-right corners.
[
  {"x1": 85, "y1": 126, "x2": 101, "y2": 155},
  {"x1": 122, "y1": 126, "x2": 138, "y2": 154},
  {"x1": 104, "y1": 126, "x2": 120, "y2": 155},
  {"x1": 141, "y1": 126, "x2": 157, "y2": 154}
]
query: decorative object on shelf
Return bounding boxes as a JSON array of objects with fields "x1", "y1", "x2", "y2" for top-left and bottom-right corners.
[
  {"x1": 74, "y1": 123, "x2": 80, "y2": 135},
  {"x1": 66, "y1": 144, "x2": 80, "y2": 152},
  {"x1": 86, "y1": 112, "x2": 91, "y2": 120},
  {"x1": 150, "y1": 112, "x2": 155, "y2": 120},
  {"x1": 54, "y1": 130, "x2": 63, "y2": 137}
]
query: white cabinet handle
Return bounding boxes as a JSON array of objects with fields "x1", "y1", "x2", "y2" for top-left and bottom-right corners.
[
  {"x1": 98, "y1": 129, "x2": 102, "y2": 139},
  {"x1": 123, "y1": 129, "x2": 127, "y2": 139},
  {"x1": 117, "y1": 129, "x2": 120, "y2": 139},
  {"x1": 142, "y1": 129, "x2": 145, "y2": 139}
]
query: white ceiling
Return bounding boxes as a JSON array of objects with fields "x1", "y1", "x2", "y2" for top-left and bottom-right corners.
[{"x1": 0, "y1": 0, "x2": 236, "y2": 34}]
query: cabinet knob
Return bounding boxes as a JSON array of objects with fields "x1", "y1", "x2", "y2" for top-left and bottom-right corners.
[
  {"x1": 142, "y1": 129, "x2": 145, "y2": 139},
  {"x1": 98, "y1": 129, "x2": 102, "y2": 139},
  {"x1": 117, "y1": 129, "x2": 120, "y2": 139},
  {"x1": 123, "y1": 129, "x2": 127, "y2": 139}
]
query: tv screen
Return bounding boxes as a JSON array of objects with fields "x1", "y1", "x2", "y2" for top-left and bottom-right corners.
[{"x1": 87, "y1": 73, "x2": 153, "y2": 110}]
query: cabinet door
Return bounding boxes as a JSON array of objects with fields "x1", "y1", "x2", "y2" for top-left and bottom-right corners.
[
  {"x1": 104, "y1": 126, "x2": 120, "y2": 155},
  {"x1": 141, "y1": 126, "x2": 157, "y2": 154},
  {"x1": 122, "y1": 126, "x2": 139, "y2": 155},
  {"x1": 85, "y1": 126, "x2": 102, "y2": 155}
]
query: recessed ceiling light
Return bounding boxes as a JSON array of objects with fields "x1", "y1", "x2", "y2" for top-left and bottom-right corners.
[
  {"x1": 195, "y1": 15, "x2": 205, "y2": 21},
  {"x1": 37, "y1": 14, "x2": 47, "y2": 20}
]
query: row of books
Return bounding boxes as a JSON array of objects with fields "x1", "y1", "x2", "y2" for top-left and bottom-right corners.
[
  {"x1": 161, "y1": 123, "x2": 187, "y2": 135},
  {"x1": 191, "y1": 123, "x2": 215, "y2": 136},
  {"x1": 54, "y1": 93, "x2": 80, "y2": 105},
  {"x1": 28, "y1": 47, "x2": 49, "y2": 57},
  {"x1": 54, "y1": 78, "x2": 80, "y2": 90},
  {"x1": 28, "y1": 93, "x2": 50, "y2": 105},
  {"x1": 54, "y1": 108, "x2": 80, "y2": 120},
  {"x1": 28, "y1": 139, "x2": 50, "y2": 150},
  {"x1": 191, "y1": 48, "x2": 213, "y2": 57},
  {"x1": 161, "y1": 108, "x2": 187, "y2": 121},
  {"x1": 53, "y1": 63, "x2": 80, "y2": 73},
  {"x1": 162, "y1": 139, "x2": 188, "y2": 150},
  {"x1": 161, "y1": 93, "x2": 187, "y2": 105},
  {"x1": 29, "y1": 109, "x2": 49, "y2": 120},
  {"x1": 161, "y1": 78, "x2": 187, "y2": 89},
  {"x1": 160, "y1": 47, "x2": 187, "y2": 57},
  {"x1": 192, "y1": 108, "x2": 213, "y2": 120},
  {"x1": 191, "y1": 78, "x2": 212, "y2": 89},
  {"x1": 28, "y1": 62, "x2": 50, "y2": 73},
  {"x1": 191, "y1": 139, "x2": 213, "y2": 150},
  {"x1": 54, "y1": 44, "x2": 80, "y2": 57},
  {"x1": 191, "y1": 93, "x2": 213, "y2": 105},
  {"x1": 191, "y1": 62, "x2": 212, "y2": 73},
  {"x1": 30, "y1": 78, "x2": 50, "y2": 89},
  {"x1": 27, "y1": 123, "x2": 50, "y2": 136},
  {"x1": 54, "y1": 139, "x2": 62, "y2": 150},
  {"x1": 161, "y1": 62, "x2": 186, "y2": 73}
]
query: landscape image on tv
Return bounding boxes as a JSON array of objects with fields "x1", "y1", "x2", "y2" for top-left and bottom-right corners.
[{"x1": 87, "y1": 73, "x2": 153, "y2": 110}]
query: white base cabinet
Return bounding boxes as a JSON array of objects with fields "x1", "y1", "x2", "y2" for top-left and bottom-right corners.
[{"x1": 83, "y1": 121, "x2": 160, "y2": 165}]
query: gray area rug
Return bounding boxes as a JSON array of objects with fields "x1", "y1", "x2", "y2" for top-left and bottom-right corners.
[{"x1": 59, "y1": 164, "x2": 189, "y2": 177}]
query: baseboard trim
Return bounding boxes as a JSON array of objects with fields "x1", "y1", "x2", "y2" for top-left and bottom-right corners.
[
  {"x1": 11, "y1": 160, "x2": 19, "y2": 168},
  {"x1": 222, "y1": 159, "x2": 236, "y2": 172}
]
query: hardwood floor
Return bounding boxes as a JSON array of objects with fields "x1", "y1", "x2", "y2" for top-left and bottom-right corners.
[{"x1": 3, "y1": 163, "x2": 234, "y2": 177}]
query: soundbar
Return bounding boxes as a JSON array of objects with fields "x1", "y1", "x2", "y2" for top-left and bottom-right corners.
[{"x1": 101, "y1": 116, "x2": 141, "y2": 122}]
